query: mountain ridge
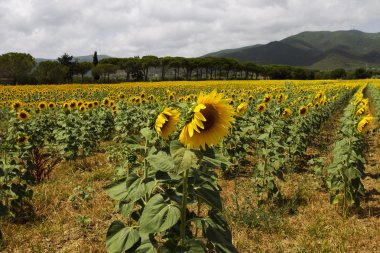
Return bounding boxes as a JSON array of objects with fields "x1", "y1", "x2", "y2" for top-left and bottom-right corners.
[{"x1": 204, "y1": 30, "x2": 380, "y2": 70}]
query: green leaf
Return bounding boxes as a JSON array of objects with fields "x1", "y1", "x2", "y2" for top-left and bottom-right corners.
[
  {"x1": 170, "y1": 141, "x2": 195, "y2": 174},
  {"x1": 202, "y1": 209, "x2": 238, "y2": 253},
  {"x1": 104, "y1": 178, "x2": 129, "y2": 201},
  {"x1": 139, "y1": 194, "x2": 181, "y2": 234},
  {"x1": 146, "y1": 152, "x2": 175, "y2": 172},
  {"x1": 202, "y1": 151, "x2": 232, "y2": 169},
  {"x1": 135, "y1": 235, "x2": 157, "y2": 253},
  {"x1": 331, "y1": 195, "x2": 339, "y2": 205},
  {"x1": 141, "y1": 127, "x2": 153, "y2": 140},
  {"x1": 193, "y1": 183, "x2": 222, "y2": 211},
  {"x1": 106, "y1": 221, "x2": 140, "y2": 253}
]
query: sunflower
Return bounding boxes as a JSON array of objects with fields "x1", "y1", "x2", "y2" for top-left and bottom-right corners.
[
  {"x1": 155, "y1": 107, "x2": 181, "y2": 140},
  {"x1": 17, "y1": 110, "x2": 30, "y2": 121},
  {"x1": 262, "y1": 94, "x2": 273, "y2": 103},
  {"x1": 179, "y1": 90, "x2": 235, "y2": 150},
  {"x1": 48, "y1": 102, "x2": 56, "y2": 109},
  {"x1": 38, "y1": 101, "x2": 48, "y2": 110},
  {"x1": 69, "y1": 100, "x2": 77, "y2": 109},
  {"x1": 103, "y1": 97, "x2": 110, "y2": 106},
  {"x1": 355, "y1": 106, "x2": 367, "y2": 118},
  {"x1": 298, "y1": 105, "x2": 308, "y2": 116},
  {"x1": 12, "y1": 100, "x2": 22, "y2": 110},
  {"x1": 276, "y1": 93, "x2": 285, "y2": 103},
  {"x1": 79, "y1": 105, "x2": 86, "y2": 112},
  {"x1": 282, "y1": 108, "x2": 292, "y2": 119},
  {"x1": 236, "y1": 102, "x2": 248, "y2": 116},
  {"x1": 17, "y1": 134, "x2": 30, "y2": 144},
  {"x1": 256, "y1": 103, "x2": 266, "y2": 113},
  {"x1": 119, "y1": 92, "x2": 126, "y2": 99},
  {"x1": 357, "y1": 116, "x2": 373, "y2": 133}
]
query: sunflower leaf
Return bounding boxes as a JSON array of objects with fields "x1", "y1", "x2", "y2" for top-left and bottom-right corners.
[
  {"x1": 106, "y1": 221, "x2": 140, "y2": 253},
  {"x1": 139, "y1": 194, "x2": 181, "y2": 234},
  {"x1": 170, "y1": 141, "x2": 196, "y2": 174},
  {"x1": 146, "y1": 151, "x2": 175, "y2": 172}
]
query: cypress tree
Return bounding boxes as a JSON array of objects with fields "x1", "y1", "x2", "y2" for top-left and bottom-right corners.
[{"x1": 93, "y1": 51, "x2": 98, "y2": 66}]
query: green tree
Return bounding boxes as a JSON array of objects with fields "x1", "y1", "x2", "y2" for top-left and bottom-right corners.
[
  {"x1": 74, "y1": 62, "x2": 93, "y2": 83},
  {"x1": 0, "y1": 52, "x2": 36, "y2": 84},
  {"x1": 58, "y1": 53, "x2": 75, "y2": 82},
  {"x1": 33, "y1": 61, "x2": 68, "y2": 84},
  {"x1": 242, "y1": 62, "x2": 259, "y2": 79},
  {"x1": 292, "y1": 68, "x2": 307, "y2": 80},
  {"x1": 330, "y1": 68, "x2": 347, "y2": 79},
  {"x1": 92, "y1": 51, "x2": 100, "y2": 81},
  {"x1": 93, "y1": 63, "x2": 118, "y2": 83},
  {"x1": 141, "y1": 55, "x2": 159, "y2": 81},
  {"x1": 159, "y1": 57, "x2": 171, "y2": 81},
  {"x1": 354, "y1": 68, "x2": 371, "y2": 79},
  {"x1": 93, "y1": 51, "x2": 99, "y2": 66}
]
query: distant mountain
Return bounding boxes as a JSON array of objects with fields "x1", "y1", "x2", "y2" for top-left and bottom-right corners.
[
  {"x1": 35, "y1": 54, "x2": 112, "y2": 64},
  {"x1": 204, "y1": 30, "x2": 380, "y2": 70}
]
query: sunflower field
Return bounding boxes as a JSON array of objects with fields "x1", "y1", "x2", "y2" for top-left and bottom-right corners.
[{"x1": 0, "y1": 80, "x2": 379, "y2": 252}]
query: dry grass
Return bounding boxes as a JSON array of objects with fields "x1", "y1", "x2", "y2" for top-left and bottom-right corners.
[{"x1": 0, "y1": 154, "x2": 115, "y2": 253}]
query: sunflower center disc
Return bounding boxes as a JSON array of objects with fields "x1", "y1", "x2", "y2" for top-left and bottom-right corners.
[{"x1": 200, "y1": 105, "x2": 217, "y2": 131}]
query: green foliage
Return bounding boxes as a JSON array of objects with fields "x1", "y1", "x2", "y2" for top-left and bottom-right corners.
[
  {"x1": 69, "y1": 186, "x2": 94, "y2": 209},
  {"x1": 330, "y1": 68, "x2": 347, "y2": 79},
  {"x1": 33, "y1": 61, "x2": 68, "y2": 84},
  {"x1": 74, "y1": 62, "x2": 93, "y2": 83},
  {"x1": 0, "y1": 52, "x2": 36, "y2": 84},
  {"x1": 53, "y1": 108, "x2": 114, "y2": 161}
]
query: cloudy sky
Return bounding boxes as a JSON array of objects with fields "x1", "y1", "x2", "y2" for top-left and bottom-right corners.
[{"x1": 0, "y1": 0, "x2": 379, "y2": 58}]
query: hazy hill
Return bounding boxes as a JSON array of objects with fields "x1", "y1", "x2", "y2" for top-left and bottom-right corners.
[
  {"x1": 205, "y1": 30, "x2": 380, "y2": 70},
  {"x1": 35, "y1": 54, "x2": 111, "y2": 63}
]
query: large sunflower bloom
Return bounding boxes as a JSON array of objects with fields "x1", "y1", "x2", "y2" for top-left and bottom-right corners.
[
  {"x1": 179, "y1": 90, "x2": 235, "y2": 150},
  {"x1": 155, "y1": 107, "x2": 181, "y2": 140}
]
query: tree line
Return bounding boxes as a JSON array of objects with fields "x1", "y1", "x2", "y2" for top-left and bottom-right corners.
[{"x1": 0, "y1": 51, "x2": 377, "y2": 84}]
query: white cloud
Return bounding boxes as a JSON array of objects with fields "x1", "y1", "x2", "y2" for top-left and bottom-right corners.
[{"x1": 0, "y1": 0, "x2": 379, "y2": 58}]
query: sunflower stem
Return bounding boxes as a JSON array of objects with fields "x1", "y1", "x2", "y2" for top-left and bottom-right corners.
[
  {"x1": 143, "y1": 137, "x2": 148, "y2": 179},
  {"x1": 180, "y1": 168, "x2": 189, "y2": 248}
]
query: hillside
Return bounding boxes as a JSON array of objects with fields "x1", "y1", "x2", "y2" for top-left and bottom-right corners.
[{"x1": 205, "y1": 30, "x2": 380, "y2": 70}]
